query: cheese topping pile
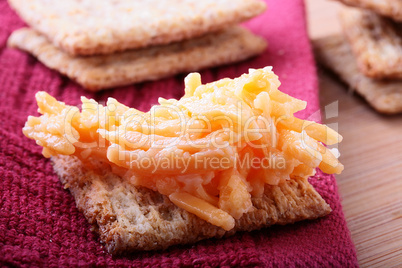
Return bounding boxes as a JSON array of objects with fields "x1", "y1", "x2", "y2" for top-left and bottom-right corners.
[{"x1": 23, "y1": 67, "x2": 343, "y2": 230}]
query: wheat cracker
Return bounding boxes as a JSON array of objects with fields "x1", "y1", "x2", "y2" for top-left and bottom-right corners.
[
  {"x1": 8, "y1": 0, "x2": 266, "y2": 56},
  {"x1": 52, "y1": 155, "x2": 331, "y2": 254},
  {"x1": 334, "y1": 0, "x2": 402, "y2": 21},
  {"x1": 8, "y1": 27, "x2": 267, "y2": 91},
  {"x1": 340, "y1": 7, "x2": 402, "y2": 79},
  {"x1": 313, "y1": 35, "x2": 402, "y2": 114}
]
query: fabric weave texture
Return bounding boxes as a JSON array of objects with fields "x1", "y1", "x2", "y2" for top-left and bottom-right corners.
[{"x1": 0, "y1": 0, "x2": 358, "y2": 266}]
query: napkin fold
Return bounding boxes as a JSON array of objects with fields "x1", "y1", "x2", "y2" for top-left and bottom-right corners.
[{"x1": 0, "y1": 0, "x2": 358, "y2": 266}]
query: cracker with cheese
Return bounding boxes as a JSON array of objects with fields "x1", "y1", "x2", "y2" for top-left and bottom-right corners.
[{"x1": 23, "y1": 68, "x2": 343, "y2": 253}]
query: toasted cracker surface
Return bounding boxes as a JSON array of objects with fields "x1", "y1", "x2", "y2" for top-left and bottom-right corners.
[
  {"x1": 8, "y1": 27, "x2": 267, "y2": 91},
  {"x1": 52, "y1": 155, "x2": 331, "y2": 254},
  {"x1": 8, "y1": 0, "x2": 266, "y2": 56},
  {"x1": 334, "y1": 0, "x2": 402, "y2": 22},
  {"x1": 313, "y1": 35, "x2": 402, "y2": 114},
  {"x1": 339, "y1": 7, "x2": 402, "y2": 79}
]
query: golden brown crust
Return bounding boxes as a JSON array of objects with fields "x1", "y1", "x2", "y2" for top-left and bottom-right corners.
[
  {"x1": 8, "y1": 0, "x2": 266, "y2": 56},
  {"x1": 334, "y1": 0, "x2": 402, "y2": 22},
  {"x1": 52, "y1": 155, "x2": 331, "y2": 254},
  {"x1": 339, "y1": 7, "x2": 402, "y2": 79},
  {"x1": 8, "y1": 27, "x2": 267, "y2": 91},
  {"x1": 313, "y1": 34, "x2": 402, "y2": 114}
]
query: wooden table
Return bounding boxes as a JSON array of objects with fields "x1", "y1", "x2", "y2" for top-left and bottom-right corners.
[{"x1": 306, "y1": 1, "x2": 402, "y2": 267}]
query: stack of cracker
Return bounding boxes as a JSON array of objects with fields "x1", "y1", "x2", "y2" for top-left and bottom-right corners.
[
  {"x1": 313, "y1": 0, "x2": 402, "y2": 114},
  {"x1": 7, "y1": 0, "x2": 267, "y2": 91}
]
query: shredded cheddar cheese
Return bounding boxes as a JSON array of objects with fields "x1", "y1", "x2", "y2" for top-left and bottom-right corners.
[{"x1": 23, "y1": 67, "x2": 343, "y2": 230}]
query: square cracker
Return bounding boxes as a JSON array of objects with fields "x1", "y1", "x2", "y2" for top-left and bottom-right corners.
[
  {"x1": 7, "y1": 27, "x2": 267, "y2": 91},
  {"x1": 334, "y1": 0, "x2": 402, "y2": 22},
  {"x1": 52, "y1": 155, "x2": 331, "y2": 254},
  {"x1": 8, "y1": 0, "x2": 266, "y2": 56},
  {"x1": 339, "y1": 7, "x2": 402, "y2": 79},
  {"x1": 313, "y1": 35, "x2": 402, "y2": 114}
]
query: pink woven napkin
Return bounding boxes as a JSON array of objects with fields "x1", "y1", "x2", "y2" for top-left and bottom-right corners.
[{"x1": 0, "y1": 0, "x2": 358, "y2": 266}]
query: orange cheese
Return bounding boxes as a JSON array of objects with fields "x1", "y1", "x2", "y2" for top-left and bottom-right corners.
[{"x1": 23, "y1": 67, "x2": 343, "y2": 229}]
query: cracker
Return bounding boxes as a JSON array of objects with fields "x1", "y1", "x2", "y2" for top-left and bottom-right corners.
[
  {"x1": 339, "y1": 7, "x2": 402, "y2": 79},
  {"x1": 8, "y1": 27, "x2": 267, "y2": 91},
  {"x1": 313, "y1": 35, "x2": 402, "y2": 114},
  {"x1": 334, "y1": 0, "x2": 402, "y2": 22},
  {"x1": 8, "y1": 0, "x2": 266, "y2": 56},
  {"x1": 52, "y1": 155, "x2": 331, "y2": 254}
]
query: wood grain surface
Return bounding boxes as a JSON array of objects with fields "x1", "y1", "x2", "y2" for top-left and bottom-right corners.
[{"x1": 306, "y1": 0, "x2": 402, "y2": 267}]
